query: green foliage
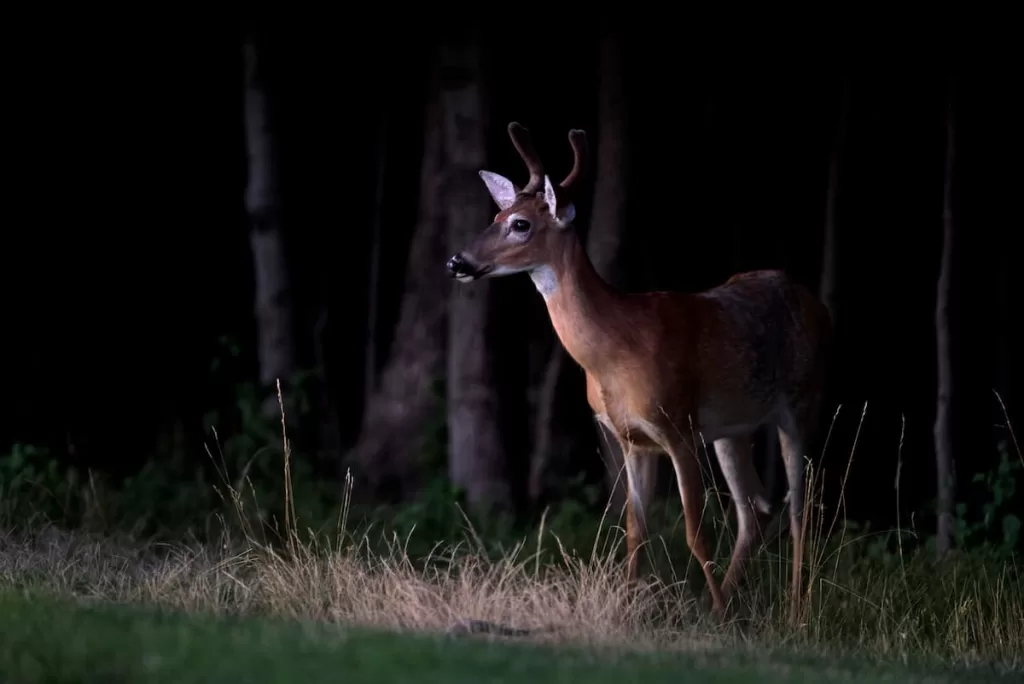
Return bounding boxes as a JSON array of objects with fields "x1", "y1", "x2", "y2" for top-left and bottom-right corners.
[
  {"x1": 951, "y1": 440, "x2": 1022, "y2": 559},
  {"x1": 0, "y1": 335, "x2": 342, "y2": 543},
  {"x1": 2, "y1": 425, "x2": 1021, "y2": 569},
  {"x1": 0, "y1": 443, "x2": 83, "y2": 527}
]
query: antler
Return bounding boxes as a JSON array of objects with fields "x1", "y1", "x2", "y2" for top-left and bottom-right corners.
[
  {"x1": 507, "y1": 122, "x2": 544, "y2": 194},
  {"x1": 507, "y1": 122, "x2": 588, "y2": 196},
  {"x1": 559, "y1": 129, "x2": 588, "y2": 191}
]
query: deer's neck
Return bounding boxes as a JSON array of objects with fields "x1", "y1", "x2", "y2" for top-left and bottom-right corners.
[{"x1": 535, "y1": 235, "x2": 630, "y2": 375}]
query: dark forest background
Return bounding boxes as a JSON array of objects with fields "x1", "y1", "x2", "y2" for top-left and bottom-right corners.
[{"x1": 3, "y1": 17, "x2": 1021, "y2": 560}]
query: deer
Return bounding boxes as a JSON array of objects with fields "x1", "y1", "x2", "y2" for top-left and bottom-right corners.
[{"x1": 445, "y1": 122, "x2": 832, "y2": 623}]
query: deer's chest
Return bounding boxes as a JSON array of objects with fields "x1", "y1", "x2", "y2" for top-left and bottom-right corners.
[{"x1": 586, "y1": 372, "x2": 669, "y2": 451}]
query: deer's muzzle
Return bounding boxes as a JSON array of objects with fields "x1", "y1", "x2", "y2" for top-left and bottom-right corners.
[{"x1": 446, "y1": 253, "x2": 490, "y2": 282}]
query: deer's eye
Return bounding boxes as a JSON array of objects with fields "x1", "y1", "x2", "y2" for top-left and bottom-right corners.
[{"x1": 511, "y1": 219, "x2": 531, "y2": 233}]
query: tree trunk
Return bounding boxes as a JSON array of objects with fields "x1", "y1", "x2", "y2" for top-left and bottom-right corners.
[
  {"x1": 934, "y1": 86, "x2": 957, "y2": 558},
  {"x1": 243, "y1": 36, "x2": 297, "y2": 419},
  {"x1": 527, "y1": 30, "x2": 631, "y2": 511},
  {"x1": 586, "y1": 30, "x2": 631, "y2": 513},
  {"x1": 346, "y1": 70, "x2": 450, "y2": 502},
  {"x1": 441, "y1": 35, "x2": 511, "y2": 513},
  {"x1": 364, "y1": 113, "x2": 389, "y2": 410},
  {"x1": 527, "y1": 345, "x2": 566, "y2": 504},
  {"x1": 758, "y1": 78, "x2": 850, "y2": 512},
  {"x1": 819, "y1": 79, "x2": 849, "y2": 325},
  {"x1": 586, "y1": 34, "x2": 629, "y2": 290}
]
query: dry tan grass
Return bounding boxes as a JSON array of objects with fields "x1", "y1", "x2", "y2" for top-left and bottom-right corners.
[{"x1": 0, "y1": 521, "x2": 725, "y2": 652}]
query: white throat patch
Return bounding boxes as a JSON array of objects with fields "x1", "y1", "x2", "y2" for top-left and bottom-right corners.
[{"x1": 529, "y1": 265, "x2": 558, "y2": 300}]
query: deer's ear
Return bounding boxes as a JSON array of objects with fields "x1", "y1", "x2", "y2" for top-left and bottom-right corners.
[
  {"x1": 543, "y1": 175, "x2": 575, "y2": 226},
  {"x1": 479, "y1": 170, "x2": 520, "y2": 211},
  {"x1": 561, "y1": 202, "x2": 576, "y2": 225}
]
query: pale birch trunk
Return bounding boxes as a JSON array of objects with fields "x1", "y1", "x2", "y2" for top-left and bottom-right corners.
[
  {"x1": 243, "y1": 36, "x2": 296, "y2": 419},
  {"x1": 442, "y1": 34, "x2": 511, "y2": 512}
]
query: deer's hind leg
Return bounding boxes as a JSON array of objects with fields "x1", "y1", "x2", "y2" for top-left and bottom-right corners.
[
  {"x1": 663, "y1": 433, "x2": 727, "y2": 616},
  {"x1": 777, "y1": 399, "x2": 819, "y2": 624},
  {"x1": 714, "y1": 435, "x2": 773, "y2": 605}
]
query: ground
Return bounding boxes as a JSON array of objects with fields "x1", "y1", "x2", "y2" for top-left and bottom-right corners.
[{"x1": 1, "y1": 590, "x2": 1014, "y2": 684}]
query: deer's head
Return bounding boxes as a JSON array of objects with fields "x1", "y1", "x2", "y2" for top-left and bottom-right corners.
[{"x1": 446, "y1": 122, "x2": 588, "y2": 292}]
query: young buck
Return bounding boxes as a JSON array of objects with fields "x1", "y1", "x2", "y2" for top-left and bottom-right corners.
[{"x1": 446, "y1": 122, "x2": 832, "y2": 621}]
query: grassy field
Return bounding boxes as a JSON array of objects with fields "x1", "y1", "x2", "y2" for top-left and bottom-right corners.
[
  {"x1": 1, "y1": 399, "x2": 1021, "y2": 682},
  {"x1": 2, "y1": 589, "x2": 1016, "y2": 684},
  {"x1": 0, "y1": 519, "x2": 1021, "y2": 683}
]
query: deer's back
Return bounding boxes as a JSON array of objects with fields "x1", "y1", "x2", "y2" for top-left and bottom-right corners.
[
  {"x1": 695, "y1": 269, "x2": 830, "y2": 403},
  {"x1": 582, "y1": 270, "x2": 831, "y2": 441},
  {"x1": 618, "y1": 270, "x2": 830, "y2": 435}
]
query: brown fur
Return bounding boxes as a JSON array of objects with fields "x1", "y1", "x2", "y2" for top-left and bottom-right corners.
[{"x1": 448, "y1": 123, "x2": 832, "y2": 623}]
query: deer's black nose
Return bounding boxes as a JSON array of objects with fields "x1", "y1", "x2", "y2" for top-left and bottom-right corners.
[{"x1": 446, "y1": 253, "x2": 472, "y2": 278}]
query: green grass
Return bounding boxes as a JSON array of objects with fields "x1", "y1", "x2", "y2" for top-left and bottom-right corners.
[{"x1": 0, "y1": 590, "x2": 1015, "y2": 684}]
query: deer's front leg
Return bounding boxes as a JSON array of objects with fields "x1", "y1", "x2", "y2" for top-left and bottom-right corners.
[{"x1": 623, "y1": 445, "x2": 658, "y2": 584}]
